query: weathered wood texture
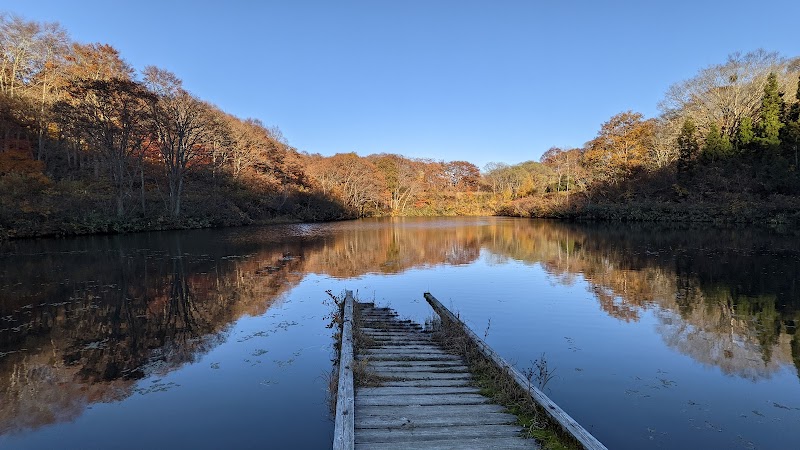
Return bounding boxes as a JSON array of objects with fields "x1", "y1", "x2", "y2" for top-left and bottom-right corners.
[
  {"x1": 333, "y1": 291, "x2": 355, "y2": 450},
  {"x1": 424, "y1": 292, "x2": 608, "y2": 450},
  {"x1": 353, "y1": 302, "x2": 538, "y2": 450}
]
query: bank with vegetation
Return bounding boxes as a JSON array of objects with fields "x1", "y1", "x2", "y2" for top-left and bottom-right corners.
[{"x1": 2, "y1": 13, "x2": 799, "y2": 239}]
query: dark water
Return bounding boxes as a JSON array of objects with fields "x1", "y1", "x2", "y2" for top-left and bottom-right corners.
[{"x1": 1, "y1": 217, "x2": 799, "y2": 449}]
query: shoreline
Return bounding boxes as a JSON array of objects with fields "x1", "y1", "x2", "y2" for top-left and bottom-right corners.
[{"x1": 4, "y1": 201, "x2": 799, "y2": 241}]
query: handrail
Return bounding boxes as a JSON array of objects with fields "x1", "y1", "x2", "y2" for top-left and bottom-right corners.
[{"x1": 332, "y1": 290, "x2": 355, "y2": 450}]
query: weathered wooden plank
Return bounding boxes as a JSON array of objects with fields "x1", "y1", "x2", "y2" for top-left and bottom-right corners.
[
  {"x1": 356, "y1": 403, "x2": 508, "y2": 417},
  {"x1": 333, "y1": 291, "x2": 355, "y2": 450},
  {"x1": 356, "y1": 393, "x2": 490, "y2": 406},
  {"x1": 361, "y1": 329, "x2": 423, "y2": 335},
  {"x1": 358, "y1": 386, "x2": 480, "y2": 396},
  {"x1": 362, "y1": 335, "x2": 428, "y2": 340},
  {"x1": 369, "y1": 370, "x2": 472, "y2": 380},
  {"x1": 362, "y1": 336, "x2": 428, "y2": 341},
  {"x1": 360, "y1": 353, "x2": 459, "y2": 361},
  {"x1": 367, "y1": 335, "x2": 431, "y2": 341},
  {"x1": 365, "y1": 341, "x2": 433, "y2": 347},
  {"x1": 355, "y1": 437, "x2": 537, "y2": 450},
  {"x1": 363, "y1": 365, "x2": 469, "y2": 373},
  {"x1": 367, "y1": 360, "x2": 465, "y2": 368},
  {"x1": 361, "y1": 350, "x2": 452, "y2": 356},
  {"x1": 355, "y1": 424, "x2": 526, "y2": 444},
  {"x1": 365, "y1": 333, "x2": 430, "y2": 338},
  {"x1": 425, "y1": 292, "x2": 607, "y2": 450},
  {"x1": 355, "y1": 410, "x2": 518, "y2": 428},
  {"x1": 368, "y1": 345, "x2": 442, "y2": 351},
  {"x1": 363, "y1": 326, "x2": 423, "y2": 329},
  {"x1": 364, "y1": 348, "x2": 448, "y2": 355},
  {"x1": 380, "y1": 379, "x2": 473, "y2": 387}
]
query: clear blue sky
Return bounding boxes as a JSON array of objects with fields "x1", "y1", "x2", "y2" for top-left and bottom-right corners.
[{"x1": 5, "y1": 0, "x2": 799, "y2": 167}]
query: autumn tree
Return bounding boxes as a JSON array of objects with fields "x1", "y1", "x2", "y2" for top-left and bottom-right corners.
[
  {"x1": 213, "y1": 114, "x2": 261, "y2": 179},
  {"x1": 372, "y1": 154, "x2": 425, "y2": 215},
  {"x1": 442, "y1": 160, "x2": 480, "y2": 191},
  {"x1": 483, "y1": 162, "x2": 538, "y2": 200},
  {"x1": 306, "y1": 152, "x2": 385, "y2": 216},
  {"x1": 61, "y1": 43, "x2": 133, "y2": 83},
  {"x1": 0, "y1": 14, "x2": 68, "y2": 159},
  {"x1": 648, "y1": 117, "x2": 681, "y2": 169},
  {"x1": 144, "y1": 66, "x2": 216, "y2": 218},
  {"x1": 540, "y1": 147, "x2": 585, "y2": 196},
  {"x1": 0, "y1": 13, "x2": 44, "y2": 98},
  {"x1": 53, "y1": 43, "x2": 135, "y2": 172},
  {"x1": 56, "y1": 78, "x2": 154, "y2": 216},
  {"x1": 583, "y1": 111, "x2": 655, "y2": 185}
]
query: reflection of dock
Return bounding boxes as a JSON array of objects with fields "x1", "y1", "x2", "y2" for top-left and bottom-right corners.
[{"x1": 333, "y1": 291, "x2": 606, "y2": 450}]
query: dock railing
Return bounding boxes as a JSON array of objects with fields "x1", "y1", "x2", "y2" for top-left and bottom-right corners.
[{"x1": 332, "y1": 290, "x2": 355, "y2": 450}]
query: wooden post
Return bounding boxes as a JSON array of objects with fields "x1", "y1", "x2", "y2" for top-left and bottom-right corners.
[
  {"x1": 333, "y1": 290, "x2": 355, "y2": 450},
  {"x1": 424, "y1": 292, "x2": 608, "y2": 450}
]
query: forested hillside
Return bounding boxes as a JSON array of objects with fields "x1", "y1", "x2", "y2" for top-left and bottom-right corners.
[
  {"x1": 1, "y1": 13, "x2": 799, "y2": 239},
  {"x1": 0, "y1": 14, "x2": 486, "y2": 238},
  {"x1": 488, "y1": 50, "x2": 800, "y2": 223}
]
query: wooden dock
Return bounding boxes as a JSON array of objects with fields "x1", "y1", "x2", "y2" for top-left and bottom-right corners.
[{"x1": 333, "y1": 291, "x2": 606, "y2": 450}]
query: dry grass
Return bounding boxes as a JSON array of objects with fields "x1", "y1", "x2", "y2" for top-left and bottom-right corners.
[{"x1": 427, "y1": 315, "x2": 583, "y2": 450}]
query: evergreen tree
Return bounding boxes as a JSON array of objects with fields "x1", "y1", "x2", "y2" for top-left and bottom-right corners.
[
  {"x1": 677, "y1": 118, "x2": 699, "y2": 175},
  {"x1": 736, "y1": 116, "x2": 754, "y2": 152},
  {"x1": 756, "y1": 72, "x2": 783, "y2": 148},
  {"x1": 703, "y1": 123, "x2": 732, "y2": 160}
]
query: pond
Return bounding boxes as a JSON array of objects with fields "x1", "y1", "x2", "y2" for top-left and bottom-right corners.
[{"x1": 0, "y1": 217, "x2": 798, "y2": 449}]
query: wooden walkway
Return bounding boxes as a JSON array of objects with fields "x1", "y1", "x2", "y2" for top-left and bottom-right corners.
[
  {"x1": 352, "y1": 301, "x2": 538, "y2": 449},
  {"x1": 333, "y1": 291, "x2": 606, "y2": 450}
]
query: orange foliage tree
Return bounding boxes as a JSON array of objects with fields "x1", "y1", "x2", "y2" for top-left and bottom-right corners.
[{"x1": 583, "y1": 111, "x2": 655, "y2": 186}]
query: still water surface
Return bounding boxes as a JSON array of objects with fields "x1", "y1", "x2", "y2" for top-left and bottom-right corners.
[{"x1": 1, "y1": 217, "x2": 799, "y2": 449}]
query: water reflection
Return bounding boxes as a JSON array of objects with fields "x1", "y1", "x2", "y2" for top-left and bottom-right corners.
[
  {"x1": 526, "y1": 222, "x2": 800, "y2": 381},
  {"x1": 0, "y1": 230, "x2": 314, "y2": 435},
  {"x1": 1, "y1": 218, "x2": 799, "y2": 443}
]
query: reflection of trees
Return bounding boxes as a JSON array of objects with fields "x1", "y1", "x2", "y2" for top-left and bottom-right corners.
[
  {"x1": 300, "y1": 218, "x2": 483, "y2": 278},
  {"x1": 301, "y1": 219, "x2": 799, "y2": 380},
  {"x1": 302, "y1": 218, "x2": 799, "y2": 384},
  {"x1": 493, "y1": 221, "x2": 800, "y2": 381},
  {"x1": 168, "y1": 257, "x2": 199, "y2": 340},
  {"x1": 0, "y1": 231, "x2": 312, "y2": 434}
]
